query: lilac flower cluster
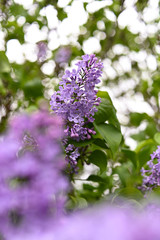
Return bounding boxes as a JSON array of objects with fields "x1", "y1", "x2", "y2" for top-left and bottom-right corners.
[
  {"x1": 50, "y1": 54, "x2": 103, "y2": 169},
  {"x1": 0, "y1": 111, "x2": 68, "y2": 239},
  {"x1": 141, "y1": 146, "x2": 160, "y2": 192}
]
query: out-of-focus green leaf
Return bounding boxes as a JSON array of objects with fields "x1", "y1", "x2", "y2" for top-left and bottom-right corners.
[
  {"x1": 145, "y1": 123, "x2": 157, "y2": 138},
  {"x1": 83, "y1": 184, "x2": 95, "y2": 191},
  {"x1": 122, "y1": 148, "x2": 137, "y2": 168},
  {"x1": 0, "y1": 52, "x2": 10, "y2": 73},
  {"x1": 88, "y1": 150, "x2": 107, "y2": 173},
  {"x1": 154, "y1": 133, "x2": 160, "y2": 144},
  {"x1": 57, "y1": 8, "x2": 67, "y2": 21},
  {"x1": 151, "y1": 74, "x2": 160, "y2": 99},
  {"x1": 116, "y1": 187, "x2": 143, "y2": 200},
  {"x1": 130, "y1": 112, "x2": 152, "y2": 127},
  {"x1": 87, "y1": 175, "x2": 106, "y2": 183},
  {"x1": 136, "y1": 139, "x2": 157, "y2": 169},
  {"x1": 94, "y1": 122, "x2": 122, "y2": 155},
  {"x1": 10, "y1": 4, "x2": 27, "y2": 17},
  {"x1": 114, "y1": 163, "x2": 132, "y2": 186},
  {"x1": 131, "y1": 131, "x2": 147, "y2": 142},
  {"x1": 136, "y1": 0, "x2": 149, "y2": 12},
  {"x1": 23, "y1": 78, "x2": 43, "y2": 99}
]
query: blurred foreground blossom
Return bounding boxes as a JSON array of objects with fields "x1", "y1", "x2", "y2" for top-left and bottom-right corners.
[
  {"x1": 0, "y1": 111, "x2": 69, "y2": 239},
  {"x1": 50, "y1": 54, "x2": 103, "y2": 171},
  {"x1": 54, "y1": 202, "x2": 160, "y2": 240},
  {"x1": 1, "y1": 110, "x2": 160, "y2": 239},
  {"x1": 8, "y1": 200, "x2": 160, "y2": 240}
]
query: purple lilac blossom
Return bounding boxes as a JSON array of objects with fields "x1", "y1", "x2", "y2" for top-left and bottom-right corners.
[
  {"x1": 0, "y1": 111, "x2": 69, "y2": 239},
  {"x1": 54, "y1": 203, "x2": 160, "y2": 240},
  {"x1": 50, "y1": 54, "x2": 103, "y2": 170},
  {"x1": 5, "y1": 201, "x2": 160, "y2": 240},
  {"x1": 55, "y1": 47, "x2": 71, "y2": 65},
  {"x1": 37, "y1": 41, "x2": 47, "y2": 62},
  {"x1": 141, "y1": 146, "x2": 160, "y2": 192}
]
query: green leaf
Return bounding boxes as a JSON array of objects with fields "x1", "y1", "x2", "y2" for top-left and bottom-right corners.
[
  {"x1": 77, "y1": 197, "x2": 88, "y2": 208},
  {"x1": 94, "y1": 122, "x2": 122, "y2": 155},
  {"x1": 116, "y1": 187, "x2": 143, "y2": 201},
  {"x1": 88, "y1": 150, "x2": 107, "y2": 173},
  {"x1": 136, "y1": 139, "x2": 157, "y2": 169},
  {"x1": 122, "y1": 148, "x2": 137, "y2": 168},
  {"x1": 83, "y1": 2, "x2": 88, "y2": 10},
  {"x1": 87, "y1": 175, "x2": 106, "y2": 183},
  {"x1": 93, "y1": 138, "x2": 109, "y2": 149},
  {"x1": 68, "y1": 138, "x2": 94, "y2": 147},
  {"x1": 83, "y1": 184, "x2": 95, "y2": 191},
  {"x1": 95, "y1": 91, "x2": 120, "y2": 130},
  {"x1": 10, "y1": 4, "x2": 27, "y2": 17},
  {"x1": 145, "y1": 122, "x2": 157, "y2": 138},
  {"x1": 131, "y1": 131, "x2": 146, "y2": 142},
  {"x1": 136, "y1": 0, "x2": 149, "y2": 12},
  {"x1": 0, "y1": 52, "x2": 10, "y2": 73},
  {"x1": 152, "y1": 74, "x2": 160, "y2": 99},
  {"x1": 130, "y1": 112, "x2": 152, "y2": 127},
  {"x1": 154, "y1": 132, "x2": 160, "y2": 144},
  {"x1": 23, "y1": 78, "x2": 43, "y2": 99},
  {"x1": 57, "y1": 9, "x2": 67, "y2": 21},
  {"x1": 114, "y1": 163, "x2": 132, "y2": 186},
  {"x1": 131, "y1": 122, "x2": 157, "y2": 142}
]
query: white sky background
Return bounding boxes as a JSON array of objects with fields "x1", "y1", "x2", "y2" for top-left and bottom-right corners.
[{"x1": 0, "y1": 0, "x2": 160, "y2": 149}]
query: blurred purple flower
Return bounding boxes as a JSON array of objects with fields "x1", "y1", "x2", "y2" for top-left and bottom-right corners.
[
  {"x1": 0, "y1": 111, "x2": 69, "y2": 239},
  {"x1": 54, "y1": 203, "x2": 160, "y2": 240},
  {"x1": 55, "y1": 47, "x2": 71, "y2": 65},
  {"x1": 37, "y1": 41, "x2": 47, "y2": 62}
]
